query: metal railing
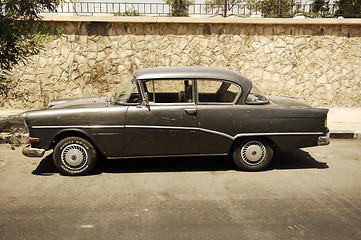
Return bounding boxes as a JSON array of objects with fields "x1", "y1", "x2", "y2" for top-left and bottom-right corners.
[{"x1": 41, "y1": 2, "x2": 348, "y2": 18}]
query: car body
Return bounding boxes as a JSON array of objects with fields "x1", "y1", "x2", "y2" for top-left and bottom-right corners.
[{"x1": 22, "y1": 67, "x2": 329, "y2": 175}]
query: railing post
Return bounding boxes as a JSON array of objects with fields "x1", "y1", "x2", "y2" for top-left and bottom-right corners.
[{"x1": 223, "y1": 0, "x2": 227, "y2": 17}]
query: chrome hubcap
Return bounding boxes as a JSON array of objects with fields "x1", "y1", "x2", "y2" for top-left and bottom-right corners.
[
  {"x1": 241, "y1": 141, "x2": 266, "y2": 165},
  {"x1": 61, "y1": 144, "x2": 88, "y2": 170}
]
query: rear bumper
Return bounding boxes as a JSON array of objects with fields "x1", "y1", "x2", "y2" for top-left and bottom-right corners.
[
  {"x1": 22, "y1": 145, "x2": 45, "y2": 157},
  {"x1": 317, "y1": 136, "x2": 330, "y2": 146}
]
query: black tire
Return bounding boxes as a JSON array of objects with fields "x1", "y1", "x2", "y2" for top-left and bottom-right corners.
[
  {"x1": 232, "y1": 138, "x2": 273, "y2": 171},
  {"x1": 53, "y1": 137, "x2": 97, "y2": 176}
]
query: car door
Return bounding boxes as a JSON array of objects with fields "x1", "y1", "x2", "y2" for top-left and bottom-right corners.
[
  {"x1": 195, "y1": 79, "x2": 242, "y2": 155},
  {"x1": 124, "y1": 79, "x2": 199, "y2": 157}
]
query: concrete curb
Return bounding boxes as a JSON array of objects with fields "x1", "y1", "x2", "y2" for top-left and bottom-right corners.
[{"x1": 330, "y1": 130, "x2": 360, "y2": 140}]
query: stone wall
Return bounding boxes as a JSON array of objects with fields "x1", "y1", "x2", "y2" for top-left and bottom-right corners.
[{"x1": 2, "y1": 17, "x2": 361, "y2": 109}]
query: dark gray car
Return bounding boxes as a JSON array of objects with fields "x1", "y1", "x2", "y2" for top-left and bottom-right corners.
[{"x1": 22, "y1": 67, "x2": 329, "y2": 175}]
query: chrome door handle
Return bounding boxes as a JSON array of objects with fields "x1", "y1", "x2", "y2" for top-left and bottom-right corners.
[{"x1": 184, "y1": 108, "x2": 197, "y2": 115}]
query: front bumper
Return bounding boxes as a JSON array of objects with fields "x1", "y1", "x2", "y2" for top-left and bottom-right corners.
[
  {"x1": 317, "y1": 136, "x2": 330, "y2": 146},
  {"x1": 22, "y1": 145, "x2": 45, "y2": 157}
]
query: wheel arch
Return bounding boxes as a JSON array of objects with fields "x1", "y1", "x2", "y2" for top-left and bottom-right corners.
[
  {"x1": 51, "y1": 129, "x2": 97, "y2": 151},
  {"x1": 229, "y1": 135, "x2": 278, "y2": 155}
]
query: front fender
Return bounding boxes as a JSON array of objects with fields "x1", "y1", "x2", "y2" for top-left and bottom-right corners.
[{"x1": 24, "y1": 105, "x2": 128, "y2": 157}]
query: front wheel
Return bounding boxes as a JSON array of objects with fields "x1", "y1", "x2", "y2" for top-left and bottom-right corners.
[
  {"x1": 53, "y1": 137, "x2": 97, "y2": 176},
  {"x1": 232, "y1": 139, "x2": 273, "y2": 171}
]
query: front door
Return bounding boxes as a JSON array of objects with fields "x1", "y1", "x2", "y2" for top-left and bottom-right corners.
[{"x1": 124, "y1": 79, "x2": 199, "y2": 157}]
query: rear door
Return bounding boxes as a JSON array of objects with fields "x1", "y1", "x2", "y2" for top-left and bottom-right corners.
[{"x1": 195, "y1": 79, "x2": 242, "y2": 154}]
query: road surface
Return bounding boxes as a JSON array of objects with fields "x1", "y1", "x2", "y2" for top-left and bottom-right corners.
[{"x1": 1, "y1": 139, "x2": 361, "y2": 239}]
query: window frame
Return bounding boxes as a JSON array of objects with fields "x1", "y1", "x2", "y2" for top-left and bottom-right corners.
[
  {"x1": 139, "y1": 79, "x2": 196, "y2": 106},
  {"x1": 195, "y1": 78, "x2": 242, "y2": 105},
  {"x1": 114, "y1": 77, "x2": 143, "y2": 106}
]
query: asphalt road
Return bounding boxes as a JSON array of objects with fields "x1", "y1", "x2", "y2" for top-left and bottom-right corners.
[{"x1": 1, "y1": 139, "x2": 361, "y2": 240}]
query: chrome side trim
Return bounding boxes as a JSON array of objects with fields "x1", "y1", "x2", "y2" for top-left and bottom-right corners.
[
  {"x1": 125, "y1": 125, "x2": 323, "y2": 140},
  {"x1": 125, "y1": 125, "x2": 199, "y2": 131},
  {"x1": 233, "y1": 132, "x2": 324, "y2": 140},
  {"x1": 32, "y1": 125, "x2": 125, "y2": 129},
  {"x1": 199, "y1": 127, "x2": 234, "y2": 139},
  {"x1": 108, "y1": 153, "x2": 228, "y2": 160}
]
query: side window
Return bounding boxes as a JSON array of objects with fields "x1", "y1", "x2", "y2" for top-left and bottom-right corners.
[
  {"x1": 197, "y1": 80, "x2": 240, "y2": 103},
  {"x1": 127, "y1": 85, "x2": 141, "y2": 104},
  {"x1": 144, "y1": 79, "x2": 193, "y2": 103},
  {"x1": 114, "y1": 78, "x2": 140, "y2": 104}
]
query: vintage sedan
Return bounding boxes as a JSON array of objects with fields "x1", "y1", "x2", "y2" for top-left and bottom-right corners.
[{"x1": 22, "y1": 67, "x2": 329, "y2": 175}]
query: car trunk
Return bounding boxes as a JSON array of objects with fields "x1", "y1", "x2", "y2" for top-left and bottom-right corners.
[{"x1": 267, "y1": 96, "x2": 311, "y2": 108}]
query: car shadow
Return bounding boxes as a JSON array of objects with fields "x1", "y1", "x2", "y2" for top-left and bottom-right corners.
[
  {"x1": 31, "y1": 152, "x2": 59, "y2": 176},
  {"x1": 270, "y1": 149, "x2": 328, "y2": 170},
  {"x1": 32, "y1": 149, "x2": 328, "y2": 176},
  {"x1": 96, "y1": 156, "x2": 235, "y2": 174}
]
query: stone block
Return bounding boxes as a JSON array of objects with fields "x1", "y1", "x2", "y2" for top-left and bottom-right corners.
[{"x1": 51, "y1": 65, "x2": 63, "y2": 77}]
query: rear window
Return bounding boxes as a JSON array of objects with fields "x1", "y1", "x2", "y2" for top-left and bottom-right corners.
[{"x1": 246, "y1": 84, "x2": 269, "y2": 104}]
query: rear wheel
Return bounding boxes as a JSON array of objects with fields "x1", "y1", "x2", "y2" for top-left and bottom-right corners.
[
  {"x1": 53, "y1": 137, "x2": 97, "y2": 176},
  {"x1": 232, "y1": 139, "x2": 273, "y2": 171}
]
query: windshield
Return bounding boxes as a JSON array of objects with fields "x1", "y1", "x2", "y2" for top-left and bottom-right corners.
[
  {"x1": 114, "y1": 78, "x2": 138, "y2": 104},
  {"x1": 246, "y1": 84, "x2": 269, "y2": 104}
]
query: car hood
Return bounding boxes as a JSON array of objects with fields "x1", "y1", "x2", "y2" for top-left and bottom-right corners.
[
  {"x1": 49, "y1": 96, "x2": 113, "y2": 109},
  {"x1": 267, "y1": 96, "x2": 312, "y2": 108}
]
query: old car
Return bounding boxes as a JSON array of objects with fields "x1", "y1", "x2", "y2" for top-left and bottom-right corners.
[{"x1": 22, "y1": 67, "x2": 329, "y2": 175}]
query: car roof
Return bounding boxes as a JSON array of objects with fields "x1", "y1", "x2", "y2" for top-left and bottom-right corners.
[{"x1": 133, "y1": 67, "x2": 251, "y2": 86}]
